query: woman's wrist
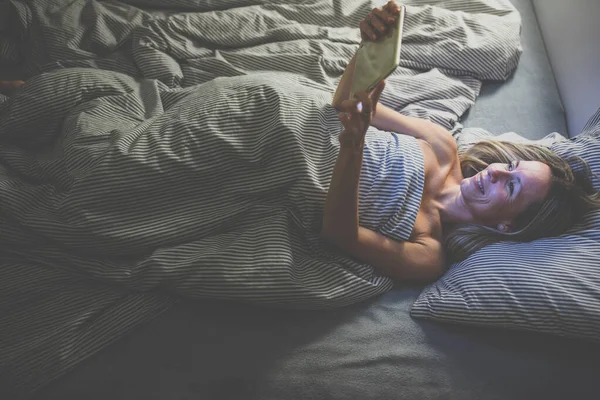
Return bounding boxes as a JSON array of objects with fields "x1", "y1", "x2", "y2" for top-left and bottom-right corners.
[{"x1": 339, "y1": 132, "x2": 365, "y2": 153}]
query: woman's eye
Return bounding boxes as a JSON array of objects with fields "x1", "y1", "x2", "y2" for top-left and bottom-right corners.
[
  {"x1": 508, "y1": 181, "x2": 515, "y2": 196},
  {"x1": 507, "y1": 161, "x2": 515, "y2": 171}
]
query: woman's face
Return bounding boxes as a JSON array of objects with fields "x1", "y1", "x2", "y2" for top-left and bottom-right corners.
[{"x1": 460, "y1": 160, "x2": 552, "y2": 229}]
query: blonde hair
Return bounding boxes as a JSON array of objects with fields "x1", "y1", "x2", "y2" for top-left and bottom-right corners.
[{"x1": 445, "y1": 140, "x2": 600, "y2": 262}]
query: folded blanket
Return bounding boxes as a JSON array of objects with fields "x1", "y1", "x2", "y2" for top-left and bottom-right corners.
[{"x1": 0, "y1": 0, "x2": 523, "y2": 397}]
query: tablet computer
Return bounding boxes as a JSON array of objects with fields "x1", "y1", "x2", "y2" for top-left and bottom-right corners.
[{"x1": 350, "y1": 5, "x2": 406, "y2": 99}]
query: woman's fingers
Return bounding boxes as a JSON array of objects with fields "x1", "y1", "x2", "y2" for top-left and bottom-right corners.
[
  {"x1": 361, "y1": 6, "x2": 397, "y2": 41},
  {"x1": 354, "y1": 92, "x2": 372, "y2": 114},
  {"x1": 359, "y1": 18, "x2": 376, "y2": 41},
  {"x1": 337, "y1": 111, "x2": 351, "y2": 125},
  {"x1": 337, "y1": 97, "x2": 370, "y2": 137},
  {"x1": 361, "y1": 2, "x2": 401, "y2": 42},
  {"x1": 373, "y1": 8, "x2": 394, "y2": 27},
  {"x1": 337, "y1": 99, "x2": 362, "y2": 114},
  {"x1": 339, "y1": 90, "x2": 381, "y2": 116},
  {"x1": 369, "y1": 12, "x2": 389, "y2": 36},
  {"x1": 384, "y1": 1, "x2": 401, "y2": 16}
]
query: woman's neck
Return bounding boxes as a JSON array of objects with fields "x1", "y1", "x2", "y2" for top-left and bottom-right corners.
[{"x1": 435, "y1": 182, "x2": 476, "y2": 225}]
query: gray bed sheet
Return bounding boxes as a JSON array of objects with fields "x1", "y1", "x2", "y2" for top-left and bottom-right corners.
[
  {"x1": 38, "y1": 289, "x2": 600, "y2": 400},
  {"x1": 31, "y1": 0, "x2": 598, "y2": 399}
]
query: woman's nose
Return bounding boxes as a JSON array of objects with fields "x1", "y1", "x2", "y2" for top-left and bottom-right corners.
[{"x1": 488, "y1": 167, "x2": 510, "y2": 183}]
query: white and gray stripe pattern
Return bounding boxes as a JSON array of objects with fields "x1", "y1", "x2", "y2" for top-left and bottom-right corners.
[
  {"x1": 0, "y1": 0, "x2": 524, "y2": 397},
  {"x1": 0, "y1": 71, "x2": 420, "y2": 306},
  {"x1": 412, "y1": 108, "x2": 600, "y2": 342}
]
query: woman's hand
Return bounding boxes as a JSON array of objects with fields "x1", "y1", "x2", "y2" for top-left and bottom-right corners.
[
  {"x1": 331, "y1": 1, "x2": 399, "y2": 109},
  {"x1": 360, "y1": 1, "x2": 401, "y2": 42},
  {"x1": 337, "y1": 81, "x2": 385, "y2": 150}
]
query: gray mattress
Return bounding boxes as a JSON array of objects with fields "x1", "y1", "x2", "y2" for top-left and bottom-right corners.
[{"x1": 13, "y1": 0, "x2": 597, "y2": 399}]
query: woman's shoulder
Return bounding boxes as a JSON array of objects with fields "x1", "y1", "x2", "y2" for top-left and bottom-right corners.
[
  {"x1": 416, "y1": 137, "x2": 461, "y2": 184},
  {"x1": 413, "y1": 136, "x2": 461, "y2": 242}
]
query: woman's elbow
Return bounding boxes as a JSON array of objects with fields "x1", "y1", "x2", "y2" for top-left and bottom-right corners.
[
  {"x1": 418, "y1": 255, "x2": 446, "y2": 282},
  {"x1": 389, "y1": 252, "x2": 446, "y2": 283}
]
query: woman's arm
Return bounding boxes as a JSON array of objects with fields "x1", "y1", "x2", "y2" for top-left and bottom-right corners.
[
  {"x1": 322, "y1": 1, "x2": 445, "y2": 282},
  {"x1": 372, "y1": 104, "x2": 457, "y2": 165},
  {"x1": 321, "y1": 87, "x2": 444, "y2": 282},
  {"x1": 322, "y1": 90, "x2": 378, "y2": 244},
  {"x1": 323, "y1": 207, "x2": 444, "y2": 282}
]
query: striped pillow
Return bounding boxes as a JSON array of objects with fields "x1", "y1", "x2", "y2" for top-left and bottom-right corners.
[{"x1": 411, "y1": 107, "x2": 600, "y2": 341}]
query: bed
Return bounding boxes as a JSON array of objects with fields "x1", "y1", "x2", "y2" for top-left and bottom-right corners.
[{"x1": 1, "y1": 0, "x2": 599, "y2": 399}]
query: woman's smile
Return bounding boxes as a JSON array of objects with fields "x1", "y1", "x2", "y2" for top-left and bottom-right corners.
[{"x1": 476, "y1": 173, "x2": 484, "y2": 194}]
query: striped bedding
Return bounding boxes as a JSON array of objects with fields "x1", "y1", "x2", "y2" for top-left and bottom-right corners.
[
  {"x1": 0, "y1": 0, "x2": 523, "y2": 397},
  {"x1": 0, "y1": 70, "x2": 426, "y2": 307}
]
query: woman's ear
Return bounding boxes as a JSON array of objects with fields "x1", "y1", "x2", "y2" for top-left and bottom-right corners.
[{"x1": 497, "y1": 222, "x2": 513, "y2": 233}]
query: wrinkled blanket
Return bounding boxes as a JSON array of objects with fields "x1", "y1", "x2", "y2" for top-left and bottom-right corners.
[{"x1": 0, "y1": 0, "x2": 522, "y2": 397}]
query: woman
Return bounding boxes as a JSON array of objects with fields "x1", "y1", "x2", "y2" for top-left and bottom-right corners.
[{"x1": 322, "y1": 1, "x2": 600, "y2": 282}]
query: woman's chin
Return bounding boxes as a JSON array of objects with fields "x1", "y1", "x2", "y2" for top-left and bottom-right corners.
[{"x1": 459, "y1": 178, "x2": 473, "y2": 198}]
